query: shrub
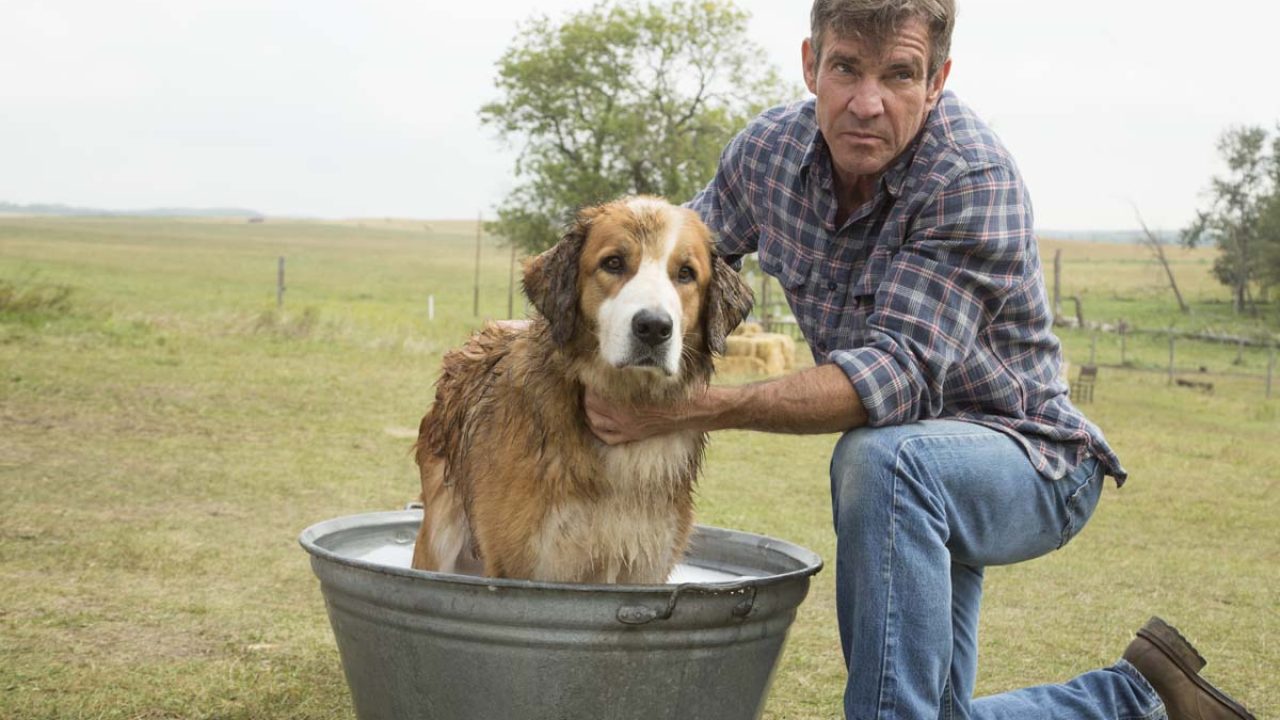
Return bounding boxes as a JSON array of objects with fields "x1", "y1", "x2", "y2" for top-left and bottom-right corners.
[{"x1": 0, "y1": 279, "x2": 74, "y2": 319}]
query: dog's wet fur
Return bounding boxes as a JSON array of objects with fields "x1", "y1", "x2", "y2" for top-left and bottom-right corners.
[{"x1": 411, "y1": 196, "x2": 752, "y2": 584}]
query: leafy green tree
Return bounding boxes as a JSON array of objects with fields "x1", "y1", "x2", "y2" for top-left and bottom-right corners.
[
  {"x1": 1183, "y1": 125, "x2": 1275, "y2": 314},
  {"x1": 1257, "y1": 127, "x2": 1280, "y2": 292},
  {"x1": 480, "y1": 0, "x2": 792, "y2": 253}
]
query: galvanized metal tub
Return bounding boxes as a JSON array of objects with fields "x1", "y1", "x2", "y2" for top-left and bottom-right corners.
[{"x1": 300, "y1": 510, "x2": 822, "y2": 720}]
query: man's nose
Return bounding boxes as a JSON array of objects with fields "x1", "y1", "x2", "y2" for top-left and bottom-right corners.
[{"x1": 846, "y1": 79, "x2": 885, "y2": 119}]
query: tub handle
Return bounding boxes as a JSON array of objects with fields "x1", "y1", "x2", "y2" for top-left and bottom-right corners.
[
  {"x1": 616, "y1": 585, "x2": 681, "y2": 625},
  {"x1": 730, "y1": 586, "x2": 757, "y2": 618},
  {"x1": 615, "y1": 584, "x2": 757, "y2": 625},
  {"x1": 615, "y1": 604, "x2": 662, "y2": 625}
]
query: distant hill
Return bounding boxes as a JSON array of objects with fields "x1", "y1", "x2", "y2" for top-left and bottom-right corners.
[
  {"x1": 0, "y1": 201, "x2": 262, "y2": 218},
  {"x1": 1038, "y1": 229, "x2": 1182, "y2": 245},
  {"x1": 0, "y1": 203, "x2": 1180, "y2": 243}
]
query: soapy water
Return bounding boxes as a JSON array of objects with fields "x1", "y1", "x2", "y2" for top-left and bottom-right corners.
[{"x1": 356, "y1": 542, "x2": 751, "y2": 584}]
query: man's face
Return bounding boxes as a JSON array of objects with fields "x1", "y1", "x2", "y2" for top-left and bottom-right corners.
[{"x1": 802, "y1": 16, "x2": 951, "y2": 193}]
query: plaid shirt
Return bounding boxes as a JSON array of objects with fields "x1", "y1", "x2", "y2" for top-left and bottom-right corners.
[{"x1": 689, "y1": 91, "x2": 1125, "y2": 483}]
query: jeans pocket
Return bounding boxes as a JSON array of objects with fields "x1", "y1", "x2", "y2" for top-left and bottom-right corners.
[{"x1": 1057, "y1": 457, "x2": 1103, "y2": 549}]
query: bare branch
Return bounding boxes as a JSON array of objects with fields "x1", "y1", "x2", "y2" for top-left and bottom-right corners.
[{"x1": 1131, "y1": 201, "x2": 1189, "y2": 314}]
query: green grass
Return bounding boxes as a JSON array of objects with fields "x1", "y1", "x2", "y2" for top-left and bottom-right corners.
[
  {"x1": 1041, "y1": 236, "x2": 1279, "y2": 338},
  {"x1": 1, "y1": 218, "x2": 1276, "y2": 719}
]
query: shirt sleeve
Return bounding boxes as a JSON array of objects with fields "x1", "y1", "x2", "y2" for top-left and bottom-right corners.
[
  {"x1": 686, "y1": 128, "x2": 760, "y2": 267},
  {"x1": 828, "y1": 162, "x2": 1035, "y2": 426}
]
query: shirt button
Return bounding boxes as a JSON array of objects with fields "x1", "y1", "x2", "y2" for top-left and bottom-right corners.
[
  {"x1": 827, "y1": 281, "x2": 838, "y2": 291},
  {"x1": 817, "y1": 341, "x2": 827, "y2": 352}
]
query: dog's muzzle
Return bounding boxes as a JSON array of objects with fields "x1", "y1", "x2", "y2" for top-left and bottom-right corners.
[
  {"x1": 631, "y1": 309, "x2": 673, "y2": 349},
  {"x1": 620, "y1": 308, "x2": 678, "y2": 374}
]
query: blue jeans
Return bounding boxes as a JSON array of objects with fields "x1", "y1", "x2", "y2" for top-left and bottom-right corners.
[{"x1": 830, "y1": 420, "x2": 1165, "y2": 720}]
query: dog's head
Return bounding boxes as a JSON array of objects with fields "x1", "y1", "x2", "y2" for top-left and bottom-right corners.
[{"x1": 523, "y1": 196, "x2": 753, "y2": 379}]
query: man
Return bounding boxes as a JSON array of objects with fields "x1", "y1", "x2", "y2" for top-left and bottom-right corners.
[{"x1": 583, "y1": 1, "x2": 1256, "y2": 718}]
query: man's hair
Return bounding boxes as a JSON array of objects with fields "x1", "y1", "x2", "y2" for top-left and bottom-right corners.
[{"x1": 810, "y1": 0, "x2": 955, "y2": 79}]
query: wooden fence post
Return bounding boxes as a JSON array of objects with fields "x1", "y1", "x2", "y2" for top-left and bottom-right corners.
[
  {"x1": 1053, "y1": 249, "x2": 1062, "y2": 321},
  {"x1": 760, "y1": 272, "x2": 771, "y2": 332},
  {"x1": 1067, "y1": 295, "x2": 1085, "y2": 329},
  {"x1": 507, "y1": 243, "x2": 517, "y2": 319},
  {"x1": 277, "y1": 256, "x2": 285, "y2": 309},
  {"x1": 428, "y1": 295, "x2": 435, "y2": 322},
  {"x1": 1268, "y1": 345, "x2": 1276, "y2": 399},
  {"x1": 473, "y1": 213, "x2": 482, "y2": 317}
]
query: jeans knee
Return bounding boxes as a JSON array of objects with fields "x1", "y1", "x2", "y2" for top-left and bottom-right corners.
[{"x1": 830, "y1": 427, "x2": 898, "y2": 525}]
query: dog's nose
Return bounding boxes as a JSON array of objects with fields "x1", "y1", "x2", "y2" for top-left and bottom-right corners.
[{"x1": 631, "y1": 309, "x2": 673, "y2": 347}]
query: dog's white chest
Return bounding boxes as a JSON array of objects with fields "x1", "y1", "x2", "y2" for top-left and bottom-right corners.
[
  {"x1": 531, "y1": 432, "x2": 700, "y2": 583},
  {"x1": 601, "y1": 431, "x2": 700, "y2": 489}
]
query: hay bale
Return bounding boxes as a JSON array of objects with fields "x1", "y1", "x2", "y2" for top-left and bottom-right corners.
[
  {"x1": 733, "y1": 322, "x2": 764, "y2": 337},
  {"x1": 720, "y1": 330, "x2": 797, "y2": 376},
  {"x1": 716, "y1": 333, "x2": 793, "y2": 376},
  {"x1": 724, "y1": 335, "x2": 755, "y2": 357},
  {"x1": 749, "y1": 333, "x2": 797, "y2": 375},
  {"x1": 752, "y1": 339, "x2": 788, "y2": 375},
  {"x1": 715, "y1": 354, "x2": 768, "y2": 376}
]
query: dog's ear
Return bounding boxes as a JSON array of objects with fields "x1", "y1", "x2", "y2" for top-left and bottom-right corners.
[
  {"x1": 703, "y1": 254, "x2": 754, "y2": 354},
  {"x1": 522, "y1": 211, "x2": 592, "y2": 346}
]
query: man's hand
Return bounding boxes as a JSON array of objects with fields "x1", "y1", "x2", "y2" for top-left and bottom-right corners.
[
  {"x1": 583, "y1": 364, "x2": 868, "y2": 445},
  {"x1": 583, "y1": 389, "x2": 690, "y2": 445}
]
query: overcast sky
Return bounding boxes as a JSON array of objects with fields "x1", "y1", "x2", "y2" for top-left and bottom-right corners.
[{"x1": 3, "y1": 1, "x2": 1278, "y2": 230}]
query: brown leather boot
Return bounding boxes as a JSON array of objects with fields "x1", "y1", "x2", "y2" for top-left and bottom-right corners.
[{"x1": 1122, "y1": 617, "x2": 1257, "y2": 720}]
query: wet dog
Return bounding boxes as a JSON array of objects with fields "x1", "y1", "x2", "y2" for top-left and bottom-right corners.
[{"x1": 410, "y1": 196, "x2": 752, "y2": 583}]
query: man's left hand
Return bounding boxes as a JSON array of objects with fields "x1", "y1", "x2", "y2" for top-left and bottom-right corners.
[{"x1": 583, "y1": 390, "x2": 685, "y2": 446}]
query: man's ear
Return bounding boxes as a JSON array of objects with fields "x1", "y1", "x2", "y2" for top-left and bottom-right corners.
[
  {"x1": 703, "y1": 255, "x2": 754, "y2": 355},
  {"x1": 802, "y1": 37, "x2": 818, "y2": 95},
  {"x1": 522, "y1": 211, "x2": 592, "y2": 346},
  {"x1": 926, "y1": 57, "x2": 952, "y2": 110}
]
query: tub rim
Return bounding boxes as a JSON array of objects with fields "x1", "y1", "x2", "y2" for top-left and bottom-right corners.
[{"x1": 299, "y1": 509, "x2": 823, "y2": 597}]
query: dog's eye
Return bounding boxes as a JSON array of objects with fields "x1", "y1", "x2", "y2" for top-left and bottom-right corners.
[
  {"x1": 601, "y1": 256, "x2": 626, "y2": 274},
  {"x1": 677, "y1": 266, "x2": 697, "y2": 284}
]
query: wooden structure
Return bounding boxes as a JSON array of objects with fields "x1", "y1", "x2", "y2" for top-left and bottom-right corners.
[
  {"x1": 1174, "y1": 378, "x2": 1214, "y2": 394},
  {"x1": 1071, "y1": 364, "x2": 1097, "y2": 403}
]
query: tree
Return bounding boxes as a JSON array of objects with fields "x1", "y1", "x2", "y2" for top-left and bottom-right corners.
[
  {"x1": 1183, "y1": 125, "x2": 1275, "y2": 314},
  {"x1": 1257, "y1": 126, "x2": 1280, "y2": 293},
  {"x1": 480, "y1": 0, "x2": 792, "y2": 254}
]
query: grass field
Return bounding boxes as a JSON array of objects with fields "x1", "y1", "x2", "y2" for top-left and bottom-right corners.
[{"x1": 2, "y1": 217, "x2": 1276, "y2": 719}]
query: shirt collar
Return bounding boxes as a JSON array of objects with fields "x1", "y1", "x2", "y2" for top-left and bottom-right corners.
[
  {"x1": 800, "y1": 122, "x2": 826, "y2": 187},
  {"x1": 880, "y1": 132, "x2": 921, "y2": 199}
]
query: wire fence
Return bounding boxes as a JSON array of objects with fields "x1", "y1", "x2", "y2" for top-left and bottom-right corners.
[
  {"x1": 1062, "y1": 325, "x2": 1276, "y2": 398},
  {"x1": 749, "y1": 294, "x2": 1276, "y2": 400}
]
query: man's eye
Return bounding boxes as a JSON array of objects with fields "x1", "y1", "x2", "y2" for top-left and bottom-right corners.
[
  {"x1": 677, "y1": 266, "x2": 696, "y2": 284},
  {"x1": 601, "y1": 256, "x2": 626, "y2": 274}
]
